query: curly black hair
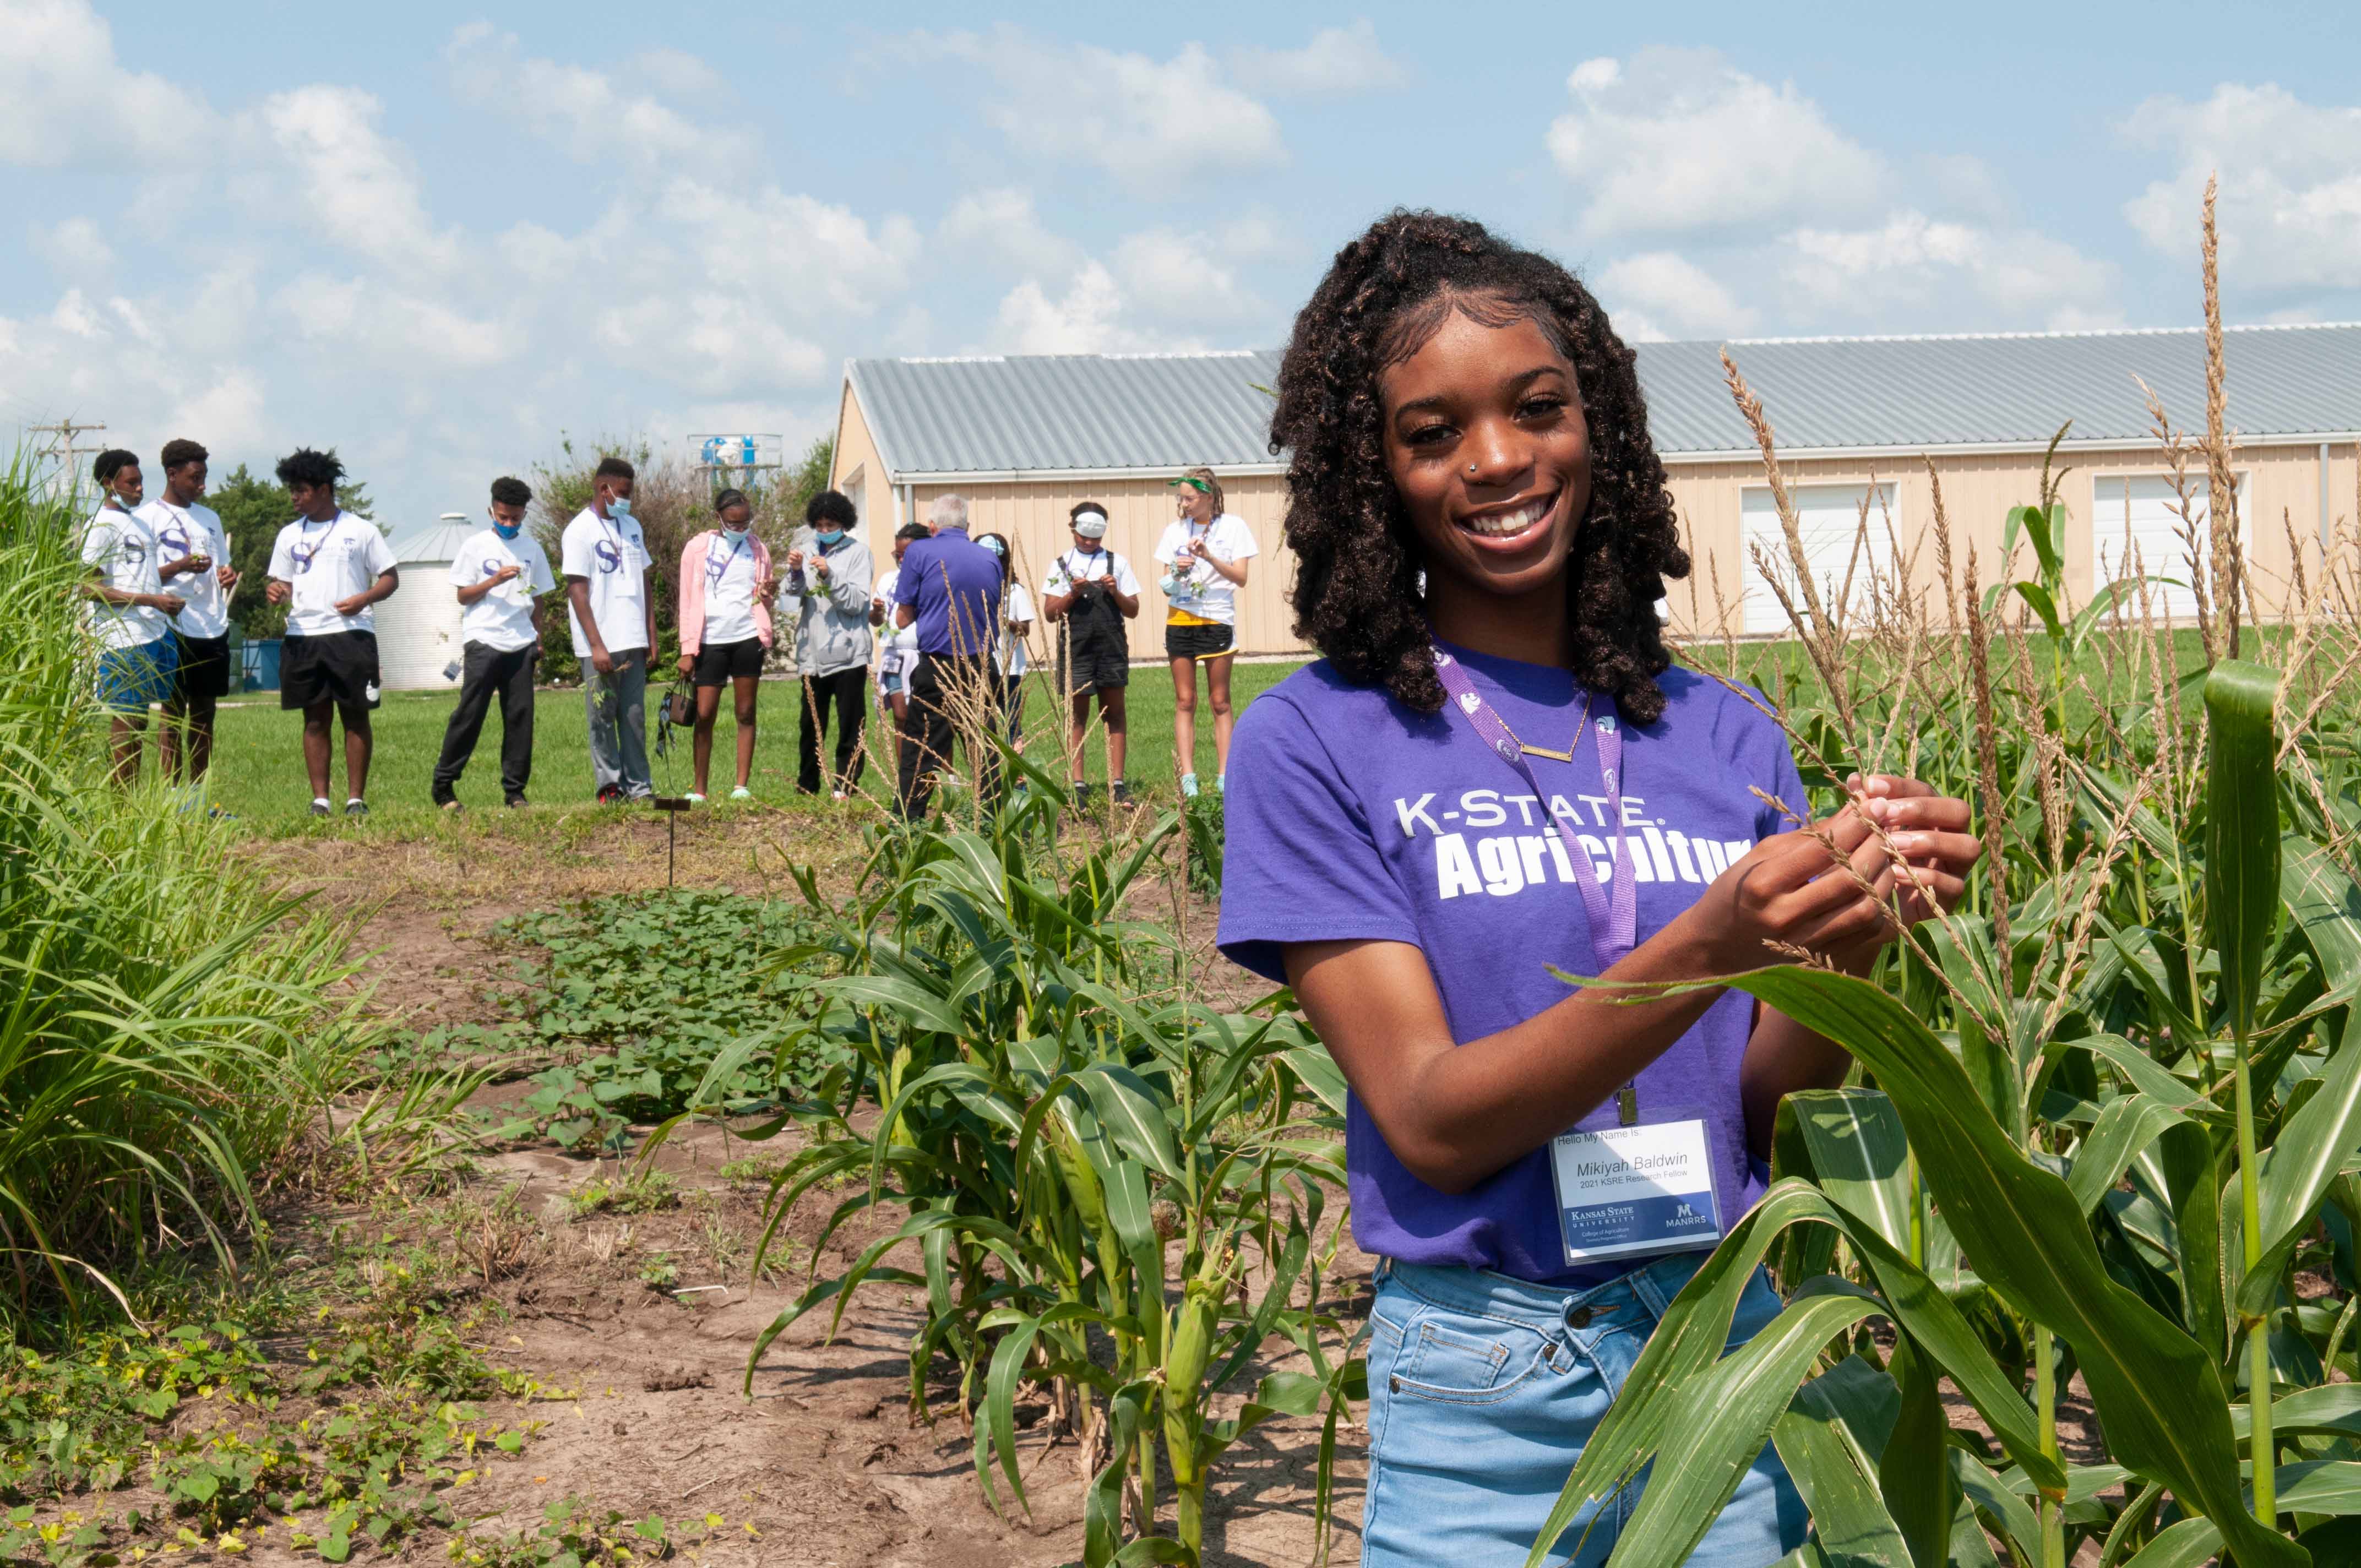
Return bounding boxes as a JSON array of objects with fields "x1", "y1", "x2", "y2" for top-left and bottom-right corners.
[
  {"x1": 1268, "y1": 210, "x2": 1688, "y2": 724},
  {"x1": 489, "y1": 475, "x2": 532, "y2": 508},
  {"x1": 274, "y1": 447, "x2": 345, "y2": 490},
  {"x1": 804, "y1": 489, "x2": 858, "y2": 530}
]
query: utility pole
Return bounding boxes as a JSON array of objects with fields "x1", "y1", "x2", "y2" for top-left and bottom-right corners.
[{"x1": 30, "y1": 419, "x2": 108, "y2": 500}]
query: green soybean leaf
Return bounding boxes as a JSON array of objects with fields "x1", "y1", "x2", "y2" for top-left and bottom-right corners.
[
  {"x1": 1716, "y1": 966, "x2": 2304, "y2": 1568},
  {"x1": 1603, "y1": 1292, "x2": 1884, "y2": 1568},
  {"x1": 2204, "y1": 659, "x2": 2282, "y2": 1039}
]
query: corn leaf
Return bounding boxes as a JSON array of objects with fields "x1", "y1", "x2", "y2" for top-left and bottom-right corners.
[
  {"x1": 2204, "y1": 659, "x2": 2282, "y2": 1038},
  {"x1": 1717, "y1": 966, "x2": 2305, "y2": 1568}
]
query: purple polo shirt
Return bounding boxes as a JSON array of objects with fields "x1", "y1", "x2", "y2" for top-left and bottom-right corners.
[
  {"x1": 1216, "y1": 645, "x2": 1807, "y2": 1286},
  {"x1": 893, "y1": 526, "x2": 1004, "y2": 658}
]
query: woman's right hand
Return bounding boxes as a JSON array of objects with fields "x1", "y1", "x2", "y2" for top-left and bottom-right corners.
[{"x1": 677, "y1": 655, "x2": 695, "y2": 678}]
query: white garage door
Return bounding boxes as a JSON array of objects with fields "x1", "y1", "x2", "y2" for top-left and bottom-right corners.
[
  {"x1": 1740, "y1": 483, "x2": 1896, "y2": 635},
  {"x1": 2091, "y1": 474, "x2": 2248, "y2": 622}
]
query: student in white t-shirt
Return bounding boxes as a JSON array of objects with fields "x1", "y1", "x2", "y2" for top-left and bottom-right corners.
[
  {"x1": 674, "y1": 488, "x2": 779, "y2": 803},
  {"x1": 560, "y1": 455, "x2": 655, "y2": 803},
  {"x1": 868, "y1": 522, "x2": 928, "y2": 728},
  {"x1": 264, "y1": 447, "x2": 398, "y2": 819},
  {"x1": 432, "y1": 476, "x2": 556, "y2": 810},
  {"x1": 81, "y1": 449, "x2": 186, "y2": 785},
  {"x1": 973, "y1": 532, "x2": 1035, "y2": 749},
  {"x1": 140, "y1": 437, "x2": 241, "y2": 793},
  {"x1": 1152, "y1": 465, "x2": 1258, "y2": 799}
]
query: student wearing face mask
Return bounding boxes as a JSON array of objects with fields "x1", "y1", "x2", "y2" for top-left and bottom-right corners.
[
  {"x1": 432, "y1": 477, "x2": 554, "y2": 810},
  {"x1": 786, "y1": 490, "x2": 874, "y2": 799},
  {"x1": 675, "y1": 488, "x2": 778, "y2": 802},
  {"x1": 561, "y1": 456, "x2": 654, "y2": 802}
]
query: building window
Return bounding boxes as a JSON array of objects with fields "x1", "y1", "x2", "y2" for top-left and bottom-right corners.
[
  {"x1": 1739, "y1": 483, "x2": 1896, "y2": 636},
  {"x1": 840, "y1": 464, "x2": 864, "y2": 522},
  {"x1": 2090, "y1": 473, "x2": 2248, "y2": 623}
]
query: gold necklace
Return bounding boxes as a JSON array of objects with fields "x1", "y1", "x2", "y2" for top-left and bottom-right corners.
[{"x1": 1492, "y1": 691, "x2": 1593, "y2": 762}]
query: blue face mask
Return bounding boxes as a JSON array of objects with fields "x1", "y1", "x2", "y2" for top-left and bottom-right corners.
[
  {"x1": 607, "y1": 496, "x2": 633, "y2": 519},
  {"x1": 815, "y1": 529, "x2": 844, "y2": 547},
  {"x1": 493, "y1": 521, "x2": 521, "y2": 541},
  {"x1": 722, "y1": 524, "x2": 749, "y2": 541}
]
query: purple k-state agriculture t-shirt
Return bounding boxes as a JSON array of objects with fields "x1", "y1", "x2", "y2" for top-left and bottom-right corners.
[{"x1": 1216, "y1": 643, "x2": 1809, "y2": 1287}]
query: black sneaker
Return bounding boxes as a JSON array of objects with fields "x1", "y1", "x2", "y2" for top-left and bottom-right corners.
[
  {"x1": 1071, "y1": 781, "x2": 1092, "y2": 810},
  {"x1": 433, "y1": 790, "x2": 460, "y2": 812},
  {"x1": 504, "y1": 793, "x2": 529, "y2": 809},
  {"x1": 344, "y1": 799, "x2": 369, "y2": 819},
  {"x1": 309, "y1": 799, "x2": 330, "y2": 818},
  {"x1": 1110, "y1": 780, "x2": 1130, "y2": 805}
]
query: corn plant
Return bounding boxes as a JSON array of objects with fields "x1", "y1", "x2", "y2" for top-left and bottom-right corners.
[
  {"x1": 1547, "y1": 190, "x2": 2361, "y2": 1565},
  {"x1": 665, "y1": 761, "x2": 1361, "y2": 1565}
]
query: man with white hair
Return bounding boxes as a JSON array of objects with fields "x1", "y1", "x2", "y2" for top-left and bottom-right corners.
[{"x1": 891, "y1": 493, "x2": 1004, "y2": 818}]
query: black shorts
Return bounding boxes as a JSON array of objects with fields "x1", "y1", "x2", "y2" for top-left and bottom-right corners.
[
  {"x1": 1165, "y1": 621, "x2": 1234, "y2": 661},
  {"x1": 693, "y1": 637, "x2": 765, "y2": 686},
  {"x1": 171, "y1": 632, "x2": 233, "y2": 703},
  {"x1": 1059, "y1": 631, "x2": 1130, "y2": 694},
  {"x1": 279, "y1": 631, "x2": 380, "y2": 711}
]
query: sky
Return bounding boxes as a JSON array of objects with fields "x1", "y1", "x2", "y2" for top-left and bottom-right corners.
[{"x1": 4, "y1": 0, "x2": 2358, "y2": 531}]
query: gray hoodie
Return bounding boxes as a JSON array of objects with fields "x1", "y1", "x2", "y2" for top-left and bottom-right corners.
[{"x1": 788, "y1": 527, "x2": 875, "y2": 677}]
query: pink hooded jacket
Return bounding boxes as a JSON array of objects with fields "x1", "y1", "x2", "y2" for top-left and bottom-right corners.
[{"x1": 677, "y1": 529, "x2": 775, "y2": 655}]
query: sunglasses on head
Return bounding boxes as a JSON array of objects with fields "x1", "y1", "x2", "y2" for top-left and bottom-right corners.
[{"x1": 1167, "y1": 476, "x2": 1211, "y2": 494}]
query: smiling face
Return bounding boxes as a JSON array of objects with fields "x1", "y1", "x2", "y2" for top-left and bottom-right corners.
[{"x1": 1379, "y1": 304, "x2": 1591, "y2": 619}]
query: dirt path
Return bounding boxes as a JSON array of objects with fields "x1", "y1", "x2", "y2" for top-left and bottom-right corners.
[{"x1": 244, "y1": 821, "x2": 1374, "y2": 1566}]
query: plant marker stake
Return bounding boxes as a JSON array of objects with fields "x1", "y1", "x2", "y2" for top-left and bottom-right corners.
[{"x1": 654, "y1": 797, "x2": 689, "y2": 885}]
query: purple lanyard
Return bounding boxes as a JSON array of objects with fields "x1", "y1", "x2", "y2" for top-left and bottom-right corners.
[{"x1": 1430, "y1": 644, "x2": 1642, "y2": 1120}]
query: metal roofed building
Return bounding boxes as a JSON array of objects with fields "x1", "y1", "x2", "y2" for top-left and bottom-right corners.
[{"x1": 830, "y1": 325, "x2": 2361, "y2": 652}]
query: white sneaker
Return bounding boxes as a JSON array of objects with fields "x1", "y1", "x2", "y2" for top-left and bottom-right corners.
[
  {"x1": 1180, "y1": 773, "x2": 1200, "y2": 799},
  {"x1": 830, "y1": 790, "x2": 847, "y2": 801},
  {"x1": 685, "y1": 791, "x2": 706, "y2": 804},
  {"x1": 730, "y1": 786, "x2": 753, "y2": 801}
]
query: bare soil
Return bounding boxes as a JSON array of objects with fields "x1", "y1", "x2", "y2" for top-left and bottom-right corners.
[{"x1": 229, "y1": 819, "x2": 1376, "y2": 1566}]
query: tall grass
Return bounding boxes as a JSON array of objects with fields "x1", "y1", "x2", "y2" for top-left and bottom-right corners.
[{"x1": 0, "y1": 458, "x2": 370, "y2": 1332}]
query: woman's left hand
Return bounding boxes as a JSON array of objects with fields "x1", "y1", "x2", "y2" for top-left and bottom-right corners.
[{"x1": 1834, "y1": 772, "x2": 1981, "y2": 962}]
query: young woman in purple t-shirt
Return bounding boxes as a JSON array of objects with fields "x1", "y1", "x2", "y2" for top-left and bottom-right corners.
[{"x1": 1216, "y1": 213, "x2": 1983, "y2": 1565}]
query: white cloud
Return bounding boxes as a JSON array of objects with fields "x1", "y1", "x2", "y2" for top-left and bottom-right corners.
[
  {"x1": 907, "y1": 28, "x2": 1283, "y2": 190},
  {"x1": 29, "y1": 216, "x2": 113, "y2": 277},
  {"x1": 0, "y1": 0, "x2": 216, "y2": 169},
  {"x1": 2121, "y1": 83, "x2": 2361, "y2": 292},
  {"x1": 1778, "y1": 211, "x2": 2118, "y2": 328},
  {"x1": 986, "y1": 262, "x2": 1203, "y2": 355},
  {"x1": 1229, "y1": 20, "x2": 1406, "y2": 96},
  {"x1": 629, "y1": 46, "x2": 730, "y2": 102},
  {"x1": 445, "y1": 23, "x2": 754, "y2": 168},
  {"x1": 1595, "y1": 252, "x2": 1756, "y2": 341},
  {"x1": 251, "y1": 85, "x2": 456, "y2": 270},
  {"x1": 1114, "y1": 228, "x2": 1260, "y2": 321},
  {"x1": 1547, "y1": 47, "x2": 1885, "y2": 236},
  {"x1": 938, "y1": 188, "x2": 1083, "y2": 279},
  {"x1": 274, "y1": 273, "x2": 520, "y2": 370}
]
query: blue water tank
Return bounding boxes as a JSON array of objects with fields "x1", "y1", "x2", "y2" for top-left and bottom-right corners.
[{"x1": 243, "y1": 638, "x2": 282, "y2": 692}]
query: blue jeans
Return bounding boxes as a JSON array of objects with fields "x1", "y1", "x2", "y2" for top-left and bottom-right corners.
[{"x1": 1362, "y1": 1253, "x2": 1806, "y2": 1567}]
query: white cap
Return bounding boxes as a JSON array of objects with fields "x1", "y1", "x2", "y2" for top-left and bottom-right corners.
[{"x1": 1071, "y1": 509, "x2": 1109, "y2": 538}]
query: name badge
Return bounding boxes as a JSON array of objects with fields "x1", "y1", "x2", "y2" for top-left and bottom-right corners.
[{"x1": 1548, "y1": 1119, "x2": 1722, "y2": 1267}]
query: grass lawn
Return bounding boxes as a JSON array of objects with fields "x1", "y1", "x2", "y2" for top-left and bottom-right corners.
[{"x1": 175, "y1": 658, "x2": 1307, "y2": 834}]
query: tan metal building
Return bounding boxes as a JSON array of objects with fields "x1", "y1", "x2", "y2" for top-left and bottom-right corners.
[{"x1": 830, "y1": 326, "x2": 2361, "y2": 655}]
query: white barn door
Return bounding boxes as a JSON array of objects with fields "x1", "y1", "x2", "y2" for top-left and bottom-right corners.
[
  {"x1": 1740, "y1": 483, "x2": 1896, "y2": 635},
  {"x1": 2090, "y1": 474, "x2": 2248, "y2": 623}
]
